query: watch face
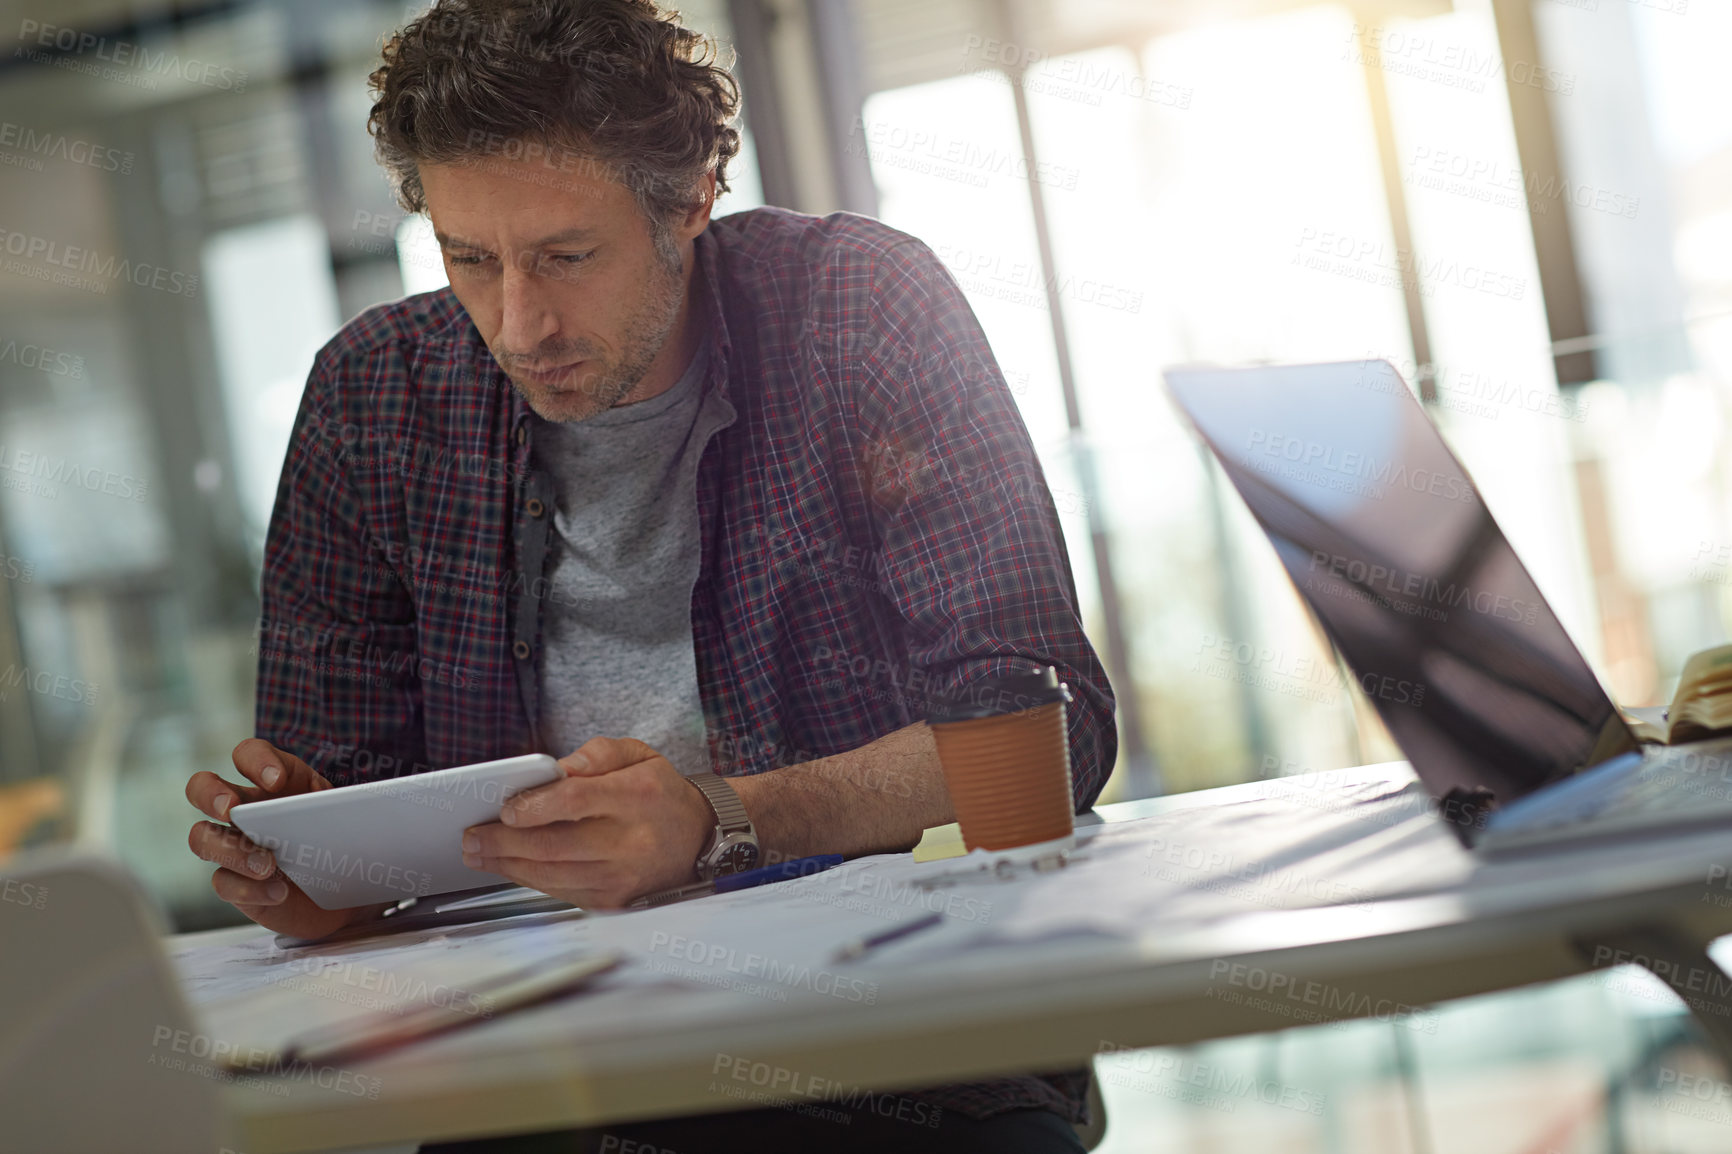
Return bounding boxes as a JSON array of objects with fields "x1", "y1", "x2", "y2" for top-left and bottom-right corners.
[{"x1": 714, "y1": 837, "x2": 760, "y2": 874}]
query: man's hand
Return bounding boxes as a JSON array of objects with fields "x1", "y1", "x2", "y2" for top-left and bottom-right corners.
[
  {"x1": 185, "y1": 739, "x2": 378, "y2": 939},
  {"x1": 462, "y1": 736, "x2": 714, "y2": 908}
]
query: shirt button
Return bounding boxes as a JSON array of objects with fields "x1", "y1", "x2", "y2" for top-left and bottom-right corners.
[
  {"x1": 516, "y1": 426, "x2": 527, "y2": 447},
  {"x1": 513, "y1": 640, "x2": 531, "y2": 660},
  {"x1": 526, "y1": 498, "x2": 545, "y2": 518}
]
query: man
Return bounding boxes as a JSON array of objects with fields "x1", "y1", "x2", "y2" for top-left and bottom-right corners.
[{"x1": 183, "y1": 1, "x2": 1116, "y2": 1150}]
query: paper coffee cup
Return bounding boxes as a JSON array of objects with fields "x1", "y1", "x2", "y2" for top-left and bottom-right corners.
[{"x1": 927, "y1": 668, "x2": 1075, "y2": 857}]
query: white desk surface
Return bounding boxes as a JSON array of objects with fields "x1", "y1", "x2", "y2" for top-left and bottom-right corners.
[{"x1": 169, "y1": 761, "x2": 1732, "y2": 1153}]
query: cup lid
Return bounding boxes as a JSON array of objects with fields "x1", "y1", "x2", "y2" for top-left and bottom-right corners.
[{"x1": 925, "y1": 666, "x2": 1072, "y2": 725}]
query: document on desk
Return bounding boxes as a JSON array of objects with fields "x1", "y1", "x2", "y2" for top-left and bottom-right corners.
[
  {"x1": 168, "y1": 775, "x2": 1472, "y2": 1065},
  {"x1": 767, "y1": 773, "x2": 1467, "y2": 965},
  {"x1": 171, "y1": 909, "x2": 604, "y2": 1065},
  {"x1": 577, "y1": 773, "x2": 1465, "y2": 1002}
]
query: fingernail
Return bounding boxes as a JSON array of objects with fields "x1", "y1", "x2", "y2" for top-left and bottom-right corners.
[
  {"x1": 568, "y1": 754, "x2": 589, "y2": 772},
  {"x1": 215, "y1": 795, "x2": 231, "y2": 819},
  {"x1": 501, "y1": 807, "x2": 518, "y2": 826},
  {"x1": 462, "y1": 832, "x2": 479, "y2": 853},
  {"x1": 248, "y1": 852, "x2": 271, "y2": 877},
  {"x1": 265, "y1": 880, "x2": 287, "y2": 902},
  {"x1": 263, "y1": 765, "x2": 283, "y2": 789}
]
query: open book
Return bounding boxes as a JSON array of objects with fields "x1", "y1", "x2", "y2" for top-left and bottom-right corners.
[{"x1": 1623, "y1": 644, "x2": 1732, "y2": 744}]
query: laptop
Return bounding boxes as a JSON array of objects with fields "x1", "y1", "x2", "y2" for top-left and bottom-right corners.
[
  {"x1": 0, "y1": 849, "x2": 228, "y2": 1151},
  {"x1": 1164, "y1": 359, "x2": 1732, "y2": 854}
]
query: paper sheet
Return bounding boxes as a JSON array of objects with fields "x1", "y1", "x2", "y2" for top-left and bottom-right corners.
[
  {"x1": 172, "y1": 776, "x2": 1471, "y2": 1062},
  {"x1": 171, "y1": 911, "x2": 603, "y2": 1058}
]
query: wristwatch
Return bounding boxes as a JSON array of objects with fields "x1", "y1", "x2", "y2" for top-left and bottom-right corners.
[{"x1": 686, "y1": 772, "x2": 761, "y2": 880}]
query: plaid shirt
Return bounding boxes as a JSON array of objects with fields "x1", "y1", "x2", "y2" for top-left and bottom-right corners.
[{"x1": 255, "y1": 207, "x2": 1116, "y2": 1122}]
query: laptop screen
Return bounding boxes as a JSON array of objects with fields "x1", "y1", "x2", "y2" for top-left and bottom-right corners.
[{"x1": 1165, "y1": 360, "x2": 1637, "y2": 807}]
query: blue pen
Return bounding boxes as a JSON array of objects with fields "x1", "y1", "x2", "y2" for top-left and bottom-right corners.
[
  {"x1": 630, "y1": 853, "x2": 845, "y2": 908},
  {"x1": 717, "y1": 853, "x2": 845, "y2": 892}
]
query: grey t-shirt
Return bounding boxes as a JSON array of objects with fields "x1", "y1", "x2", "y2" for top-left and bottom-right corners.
[{"x1": 531, "y1": 336, "x2": 733, "y2": 776}]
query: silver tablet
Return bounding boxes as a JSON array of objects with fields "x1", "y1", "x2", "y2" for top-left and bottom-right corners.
[{"x1": 230, "y1": 754, "x2": 564, "y2": 909}]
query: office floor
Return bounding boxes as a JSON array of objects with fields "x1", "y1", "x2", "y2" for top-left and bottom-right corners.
[{"x1": 1094, "y1": 968, "x2": 1730, "y2": 1153}]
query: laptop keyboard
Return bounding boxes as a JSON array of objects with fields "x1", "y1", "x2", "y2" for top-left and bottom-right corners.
[
  {"x1": 1620, "y1": 741, "x2": 1732, "y2": 813},
  {"x1": 1485, "y1": 737, "x2": 1732, "y2": 839}
]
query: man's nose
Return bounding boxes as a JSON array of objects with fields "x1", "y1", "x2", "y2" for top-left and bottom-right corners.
[{"x1": 497, "y1": 258, "x2": 557, "y2": 354}]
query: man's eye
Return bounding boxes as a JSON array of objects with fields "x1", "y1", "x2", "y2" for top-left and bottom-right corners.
[
  {"x1": 547, "y1": 252, "x2": 591, "y2": 265},
  {"x1": 448, "y1": 253, "x2": 490, "y2": 266}
]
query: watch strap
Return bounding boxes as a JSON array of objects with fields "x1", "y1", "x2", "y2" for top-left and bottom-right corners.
[{"x1": 687, "y1": 773, "x2": 752, "y2": 835}]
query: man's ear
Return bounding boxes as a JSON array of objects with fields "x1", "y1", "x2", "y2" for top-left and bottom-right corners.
[{"x1": 676, "y1": 170, "x2": 719, "y2": 239}]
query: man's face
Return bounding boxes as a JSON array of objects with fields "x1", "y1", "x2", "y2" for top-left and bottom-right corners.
[{"x1": 419, "y1": 153, "x2": 701, "y2": 423}]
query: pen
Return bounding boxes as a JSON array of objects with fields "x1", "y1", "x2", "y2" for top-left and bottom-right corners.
[
  {"x1": 276, "y1": 889, "x2": 577, "y2": 948},
  {"x1": 436, "y1": 885, "x2": 553, "y2": 913},
  {"x1": 718, "y1": 854, "x2": 844, "y2": 893},
  {"x1": 380, "y1": 897, "x2": 419, "y2": 919},
  {"x1": 276, "y1": 951, "x2": 622, "y2": 1067},
  {"x1": 831, "y1": 911, "x2": 943, "y2": 962},
  {"x1": 629, "y1": 854, "x2": 845, "y2": 909}
]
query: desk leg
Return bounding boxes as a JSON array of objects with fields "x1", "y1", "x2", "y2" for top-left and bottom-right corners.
[{"x1": 1572, "y1": 923, "x2": 1732, "y2": 1063}]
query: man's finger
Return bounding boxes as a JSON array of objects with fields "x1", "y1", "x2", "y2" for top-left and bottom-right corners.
[
  {"x1": 212, "y1": 866, "x2": 290, "y2": 907},
  {"x1": 186, "y1": 771, "x2": 257, "y2": 821},
  {"x1": 188, "y1": 821, "x2": 275, "y2": 878},
  {"x1": 465, "y1": 818, "x2": 620, "y2": 863},
  {"x1": 231, "y1": 737, "x2": 326, "y2": 795},
  {"x1": 560, "y1": 736, "x2": 661, "y2": 778},
  {"x1": 500, "y1": 773, "x2": 614, "y2": 828},
  {"x1": 460, "y1": 854, "x2": 618, "y2": 903}
]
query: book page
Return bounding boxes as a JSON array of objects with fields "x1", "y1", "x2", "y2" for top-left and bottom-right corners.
[{"x1": 1669, "y1": 644, "x2": 1732, "y2": 741}]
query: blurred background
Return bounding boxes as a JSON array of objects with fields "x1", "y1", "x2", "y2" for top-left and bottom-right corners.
[{"x1": 0, "y1": 0, "x2": 1729, "y2": 1149}]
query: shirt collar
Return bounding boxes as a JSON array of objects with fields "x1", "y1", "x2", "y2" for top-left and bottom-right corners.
[{"x1": 691, "y1": 225, "x2": 733, "y2": 404}]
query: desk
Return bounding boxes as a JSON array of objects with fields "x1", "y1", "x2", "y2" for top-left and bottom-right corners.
[{"x1": 174, "y1": 761, "x2": 1732, "y2": 1153}]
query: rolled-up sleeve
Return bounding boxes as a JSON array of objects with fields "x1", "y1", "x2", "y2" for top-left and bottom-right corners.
[{"x1": 850, "y1": 238, "x2": 1118, "y2": 810}]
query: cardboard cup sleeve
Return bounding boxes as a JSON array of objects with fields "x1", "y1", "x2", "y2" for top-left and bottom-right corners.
[{"x1": 927, "y1": 668, "x2": 1075, "y2": 853}]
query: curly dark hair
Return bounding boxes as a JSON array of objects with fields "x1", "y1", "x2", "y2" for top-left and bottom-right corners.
[{"x1": 368, "y1": 0, "x2": 742, "y2": 225}]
